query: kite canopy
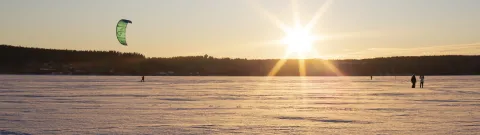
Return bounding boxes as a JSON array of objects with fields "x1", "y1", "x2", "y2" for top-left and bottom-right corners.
[{"x1": 116, "y1": 19, "x2": 132, "y2": 46}]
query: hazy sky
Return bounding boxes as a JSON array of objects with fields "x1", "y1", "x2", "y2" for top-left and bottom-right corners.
[{"x1": 1, "y1": 0, "x2": 480, "y2": 59}]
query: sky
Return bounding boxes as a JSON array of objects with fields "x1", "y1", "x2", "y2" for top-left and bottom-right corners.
[{"x1": 1, "y1": 0, "x2": 480, "y2": 59}]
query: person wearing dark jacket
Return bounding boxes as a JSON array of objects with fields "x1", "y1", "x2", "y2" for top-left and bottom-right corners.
[{"x1": 411, "y1": 74, "x2": 417, "y2": 88}]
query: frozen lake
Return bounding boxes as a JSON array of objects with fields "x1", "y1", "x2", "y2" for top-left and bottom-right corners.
[{"x1": 0, "y1": 75, "x2": 479, "y2": 135}]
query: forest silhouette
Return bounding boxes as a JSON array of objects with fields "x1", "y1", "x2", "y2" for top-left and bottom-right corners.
[{"x1": 1, "y1": 44, "x2": 479, "y2": 76}]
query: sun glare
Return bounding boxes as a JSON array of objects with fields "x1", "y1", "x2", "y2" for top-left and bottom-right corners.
[
  {"x1": 251, "y1": 0, "x2": 336, "y2": 76},
  {"x1": 282, "y1": 27, "x2": 315, "y2": 54}
]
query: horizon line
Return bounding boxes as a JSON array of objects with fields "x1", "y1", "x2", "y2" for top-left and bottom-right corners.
[{"x1": 2, "y1": 44, "x2": 479, "y2": 61}]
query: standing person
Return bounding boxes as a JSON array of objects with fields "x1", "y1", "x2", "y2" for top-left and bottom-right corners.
[
  {"x1": 411, "y1": 74, "x2": 417, "y2": 88},
  {"x1": 371, "y1": 76, "x2": 373, "y2": 80},
  {"x1": 141, "y1": 75, "x2": 145, "y2": 82},
  {"x1": 420, "y1": 75, "x2": 424, "y2": 88}
]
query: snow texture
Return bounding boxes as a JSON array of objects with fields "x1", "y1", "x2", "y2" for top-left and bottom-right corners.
[{"x1": 0, "y1": 75, "x2": 479, "y2": 135}]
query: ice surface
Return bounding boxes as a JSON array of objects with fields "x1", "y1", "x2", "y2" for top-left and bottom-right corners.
[{"x1": 0, "y1": 75, "x2": 479, "y2": 134}]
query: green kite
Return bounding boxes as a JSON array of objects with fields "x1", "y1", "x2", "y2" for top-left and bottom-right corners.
[{"x1": 116, "y1": 19, "x2": 132, "y2": 46}]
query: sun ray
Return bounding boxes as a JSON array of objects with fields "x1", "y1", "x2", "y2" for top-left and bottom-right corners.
[
  {"x1": 291, "y1": 0, "x2": 301, "y2": 28},
  {"x1": 305, "y1": 0, "x2": 334, "y2": 32},
  {"x1": 323, "y1": 60, "x2": 344, "y2": 76},
  {"x1": 242, "y1": 40, "x2": 285, "y2": 47},
  {"x1": 298, "y1": 58, "x2": 307, "y2": 76},
  {"x1": 311, "y1": 34, "x2": 326, "y2": 42},
  {"x1": 320, "y1": 31, "x2": 385, "y2": 41},
  {"x1": 247, "y1": 0, "x2": 291, "y2": 32},
  {"x1": 268, "y1": 52, "x2": 292, "y2": 76},
  {"x1": 307, "y1": 48, "x2": 344, "y2": 76},
  {"x1": 247, "y1": 0, "x2": 340, "y2": 77}
]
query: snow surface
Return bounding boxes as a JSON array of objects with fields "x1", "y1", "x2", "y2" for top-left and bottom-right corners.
[{"x1": 0, "y1": 75, "x2": 479, "y2": 135}]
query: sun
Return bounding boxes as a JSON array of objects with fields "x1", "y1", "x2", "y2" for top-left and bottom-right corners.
[
  {"x1": 282, "y1": 27, "x2": 316, "y2": 54},
  {"x1": 250, "y1": 0, "x2": 336, "y2": 76}
]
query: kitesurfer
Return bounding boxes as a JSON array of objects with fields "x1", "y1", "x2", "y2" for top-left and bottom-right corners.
[
  {"x1": 411, "y1": 74, "x2": 417, "y2": 88},
  {"x1": 420, "y1": 75, "x2": 424, "y2": 88}
]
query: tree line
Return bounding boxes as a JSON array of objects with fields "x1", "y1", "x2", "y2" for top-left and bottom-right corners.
[{"x1": 0, "y1": 44, "x2": 479, "y2": 76}]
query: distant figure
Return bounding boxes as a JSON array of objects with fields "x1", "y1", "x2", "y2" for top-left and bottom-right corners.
[
  {"x1": 420, "y1": 75, "x2": 425, "y2": 88},
  {"x1": 371, "y1": 76, "x2": 373, "y2": 80},
  {"x1": 411, "y1": 74, "x2": 417, "y2": 88},
  {"x1": 141, "y1": 76, "x2": 145, "y2": 82}
]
